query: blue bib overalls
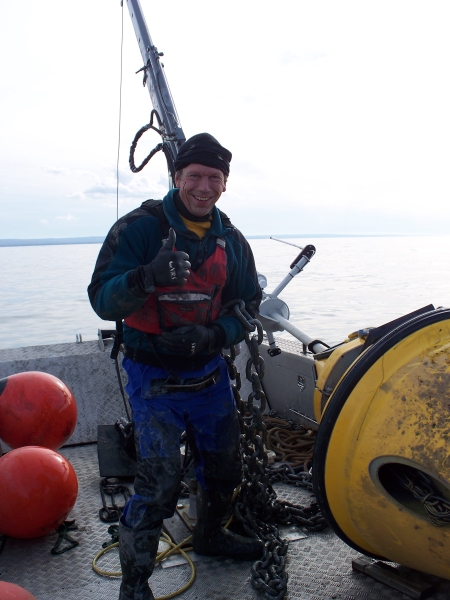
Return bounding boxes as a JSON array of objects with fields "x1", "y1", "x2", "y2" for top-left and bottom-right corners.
[{"x1": 121, "y1": 354, "x2": 242, "y2": 530}]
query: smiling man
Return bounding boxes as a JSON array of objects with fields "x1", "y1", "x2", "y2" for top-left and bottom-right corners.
[
  {"x1": 88, "y1": 133, "x2": 263, "y2": 600},
  {"x1": 175, "y1": 163, "x2": 226, "y2": 216}
]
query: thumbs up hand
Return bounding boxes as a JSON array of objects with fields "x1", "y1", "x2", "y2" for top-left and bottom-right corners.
[{"x1": 149, "y1": 228, "x2": 191, "y2": 287}]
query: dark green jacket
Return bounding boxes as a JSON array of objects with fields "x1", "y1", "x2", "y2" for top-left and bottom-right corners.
[{"x1": 88, "y1": 189, "x2": 261, "y2": 365}]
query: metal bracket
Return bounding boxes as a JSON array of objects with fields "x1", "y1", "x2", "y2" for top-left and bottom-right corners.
[{"x1": 352, "y1": 557, "x2": 436, "y2": 599}]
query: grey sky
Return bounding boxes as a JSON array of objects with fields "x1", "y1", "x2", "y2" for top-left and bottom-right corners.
[{"x1": 1, "y1": 0, "x2": 449, "y2": 238}]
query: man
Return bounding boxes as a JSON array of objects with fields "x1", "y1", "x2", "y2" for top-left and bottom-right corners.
[{"x1": 88, "y1": 133, "x2": 263, "y2": 600}]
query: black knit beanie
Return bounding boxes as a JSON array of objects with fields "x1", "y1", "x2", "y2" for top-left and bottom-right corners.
[{"x1": 174, "y1": 133, "x2": 232, "y2": 176}]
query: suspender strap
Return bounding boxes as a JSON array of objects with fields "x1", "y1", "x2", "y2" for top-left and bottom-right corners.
[{"x1": 110, "y1": 320, "x2": 124, "y2": 360}]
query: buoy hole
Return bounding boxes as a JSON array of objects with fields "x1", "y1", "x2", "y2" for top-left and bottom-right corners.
[{"x1": 377, "y1": 462, "x2": 450, "y2": 526}]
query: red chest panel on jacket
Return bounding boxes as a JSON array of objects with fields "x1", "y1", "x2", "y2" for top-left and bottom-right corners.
[{"x1": 125, "y1": 241, "x2": 227, "y2": 334}]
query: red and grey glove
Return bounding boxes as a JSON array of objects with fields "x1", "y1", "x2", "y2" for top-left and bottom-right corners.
[{"x1": 158, "y1": 324, "x2": 225, "y2": 356}]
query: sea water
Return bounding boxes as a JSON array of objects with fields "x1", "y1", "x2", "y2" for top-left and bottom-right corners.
[{"x1": 1, "y1": 235, "x2": 449, "y2": 350}]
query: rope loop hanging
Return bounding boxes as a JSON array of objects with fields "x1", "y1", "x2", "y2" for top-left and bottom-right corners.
[{"x1": 129, "y1": 109, "x2": 176, "y2": 178}]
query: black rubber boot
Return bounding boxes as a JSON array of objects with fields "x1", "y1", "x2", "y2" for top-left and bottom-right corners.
[
  {"x1": 192, "y1": 486, "x2": 263, "y2": 561},
  {"x1": 118, "y1": 518, "x2": 161, "y2": 600}
]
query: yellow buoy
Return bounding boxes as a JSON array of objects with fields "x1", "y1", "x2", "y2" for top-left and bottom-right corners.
[{"x1": 313, "y1": 308, "x2": 450, "y2": 578}]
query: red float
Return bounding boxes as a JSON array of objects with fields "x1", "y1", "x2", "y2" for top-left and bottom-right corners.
[
  {"x1": 0, "y1": 581, "x2": 38, "y2": 600},
  {"x1": 0, "y1": 371, "x2": 77, "y2": 450},
  {"x1": 0, "y1": 446, "x2": 78, "y2": 539}
]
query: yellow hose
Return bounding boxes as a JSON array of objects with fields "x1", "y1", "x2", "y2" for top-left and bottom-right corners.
[
  {"x1": 92, "y1": 531, "x2": 196, "y2": 599},
  {"x1": 92, "y1": 485, "x2": 241, "y2": 597}
]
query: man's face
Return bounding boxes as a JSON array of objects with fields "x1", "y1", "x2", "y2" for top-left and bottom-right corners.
[{"x1": 175, "y1": 163, "x2": 227, "y2": 217}]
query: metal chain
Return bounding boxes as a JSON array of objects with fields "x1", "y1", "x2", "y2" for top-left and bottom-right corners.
[
  {"x1": 267, "y1": 462, "x2": 315, "y2": 492},
  {"x1": 99, "y1": 477, "x2": 132, "y2": 523},
  {"x1": 222, "y1": 300, "x2": 327, "y2": 600},
  {"x1": 396, "y1": 468, "x2": 450, "y2": 527}
]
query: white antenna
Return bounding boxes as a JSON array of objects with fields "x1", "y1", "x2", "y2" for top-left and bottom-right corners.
[{"x1": 270, "y1": 237, "x2": 303, "y2": 250}]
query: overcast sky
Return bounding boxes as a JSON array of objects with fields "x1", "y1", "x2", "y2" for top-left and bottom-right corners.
[{"x1": 1, "y1": 0, "x2": 449, "y2": 239}]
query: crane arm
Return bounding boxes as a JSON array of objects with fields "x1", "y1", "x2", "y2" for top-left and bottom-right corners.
[{"x1": 125, "y1": 0, "x2": 185, "y2": 178}]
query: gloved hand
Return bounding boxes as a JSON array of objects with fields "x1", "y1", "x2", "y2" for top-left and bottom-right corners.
[
  {"x1": 158, "y1": 324, "x2": 224, "y2": 356},
  {"x1": 145, "y1": 228, "x2": 191, "y2": 288}
]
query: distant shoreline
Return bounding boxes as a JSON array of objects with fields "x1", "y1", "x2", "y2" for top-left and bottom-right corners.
[
  {"x1": 0, "y1": 237, "x2": 105, "y2": 247},
  {"x1": 0, "y1": 233, "x2": 431, "y2": 248}
]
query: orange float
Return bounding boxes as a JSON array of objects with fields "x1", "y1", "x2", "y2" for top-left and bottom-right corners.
[
  {"x1": 0, "y1": 446, "x2": 78, "y2": 539},
  {"x1": 0, "y1": 581, "x2": 38, "y2": 600},
  {"x1": 0, "y1": 371, "x2": 77, "y2": 450}
]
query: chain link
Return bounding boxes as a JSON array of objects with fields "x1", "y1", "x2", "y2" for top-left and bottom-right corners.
[
  {"x1": 395, "y1": 467, "x2": 450, "y2": 527},
  {"x1": 99, "y1": 477, "x2": 132, "y2": 523},
  {"x1": 267, "y1": 463, "x2": 315, "y2": 491},
  {"x1": 222, "y1": 300, "x2": 327, "y2": 600}
]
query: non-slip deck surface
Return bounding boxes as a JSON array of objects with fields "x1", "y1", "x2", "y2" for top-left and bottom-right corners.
[{"x1": 1, "y1": 443, "x2": 449, "y2": 600}]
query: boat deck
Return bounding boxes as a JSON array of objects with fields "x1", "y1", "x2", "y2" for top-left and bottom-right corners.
[{"x1": 1, "y1": 443, "x2": 449, "y2": 600}]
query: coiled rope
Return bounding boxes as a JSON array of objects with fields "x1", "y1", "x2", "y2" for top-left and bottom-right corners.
[{"x1": 263, "y1": 415, "x2": 316, "y2": 471}]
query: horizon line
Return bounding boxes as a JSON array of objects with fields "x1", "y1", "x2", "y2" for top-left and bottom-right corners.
[{"x1": 0, "y1": 232, "x2": 444, "y2": 248}]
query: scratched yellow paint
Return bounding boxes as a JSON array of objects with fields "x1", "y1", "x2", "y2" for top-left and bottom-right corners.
[{"x1": 322, "y1": 319, "x2": 450, "y2": 578}]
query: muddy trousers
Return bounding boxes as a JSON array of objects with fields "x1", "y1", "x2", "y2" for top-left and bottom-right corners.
[
  {"x1": 121, "y1": 354, "x2": 242, "y2": 530},
  {"x1": 118, "y1": 355, "x2": 262, "y2": 598}
]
